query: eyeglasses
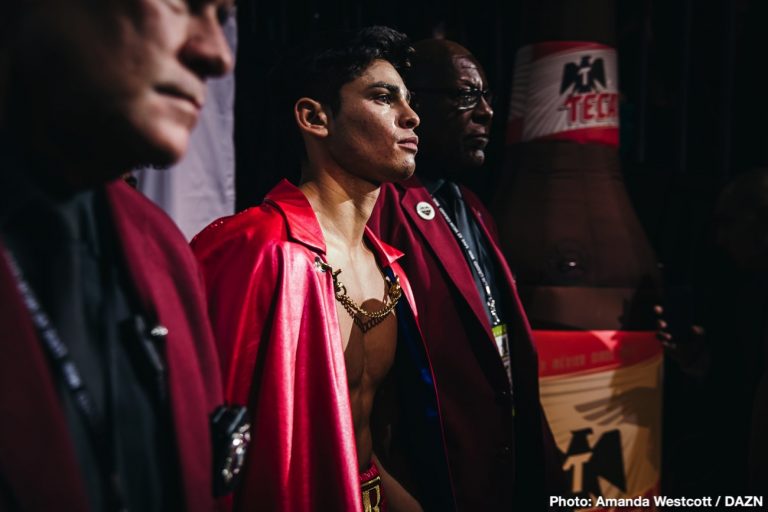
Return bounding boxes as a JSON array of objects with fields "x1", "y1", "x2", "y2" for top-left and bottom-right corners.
[{"x1": 410, "y1": 87, "x2": 494, "y2": 111}]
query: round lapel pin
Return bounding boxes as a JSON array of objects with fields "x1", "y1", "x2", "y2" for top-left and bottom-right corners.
[{"x1": 416, "y1": 201, "x2": 436, "y2": 220}]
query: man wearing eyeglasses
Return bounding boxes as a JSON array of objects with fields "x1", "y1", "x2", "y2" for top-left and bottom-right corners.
[{"x1": 369, "y1": 39, "x2": 558, "y2": 510}]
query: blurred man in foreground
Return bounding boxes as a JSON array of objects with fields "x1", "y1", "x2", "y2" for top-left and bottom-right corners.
[{"x1": 0, "y1": 1, "x2": 234, "y2": 510}]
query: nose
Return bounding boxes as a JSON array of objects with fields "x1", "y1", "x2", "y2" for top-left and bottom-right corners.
[
  {"x1": 181, "y1": 9, "x2": 234, "y2": 79},
  {"x1": 472, "y1": 94, "x2": 493, "y2": 125},
  {"x1": 399, "y1": 101, "x2": 420, "y2": 130}
]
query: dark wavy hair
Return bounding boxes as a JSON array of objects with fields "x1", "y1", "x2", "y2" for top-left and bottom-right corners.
[{"x1": 268, "y1": 26, "x2": 413, "y2": 165}]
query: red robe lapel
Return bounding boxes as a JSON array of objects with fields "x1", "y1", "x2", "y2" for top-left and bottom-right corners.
[
  {"x1": 397, "y1": 179, "x2": 496, "y2": 342},
  {"x1": 106, "y1": 181, "x2": 221, "y2": 512}
]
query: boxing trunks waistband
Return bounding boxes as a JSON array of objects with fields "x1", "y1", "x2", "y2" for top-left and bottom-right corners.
[{"x1": 360, "y1": 461, "x2": 385, "y2": 512}]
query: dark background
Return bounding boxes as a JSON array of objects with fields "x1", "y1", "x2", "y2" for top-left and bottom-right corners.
[
  {"x1": 235, "y1": 0, "x2": 768, "y2": 259},
  {"x1": 233, "y1": 0, "x2": 768, "y2": 496}
]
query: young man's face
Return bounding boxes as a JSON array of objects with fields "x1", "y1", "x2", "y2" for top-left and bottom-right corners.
[
  {"x1": 325, "y1": 59, "x2": 420, "y2": 185},
  {"x1": 10, "y1": 0, "x2": 233, "y2": 174}
]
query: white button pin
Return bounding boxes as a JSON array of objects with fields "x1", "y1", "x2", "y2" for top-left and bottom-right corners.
[{"x1": 416, "y1": 201, "x2": 436, "y2": 220}]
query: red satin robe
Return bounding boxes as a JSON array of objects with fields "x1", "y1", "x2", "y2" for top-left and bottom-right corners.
[{"x1": 192, "y1": 180, "x2": 439, "y2": 511}]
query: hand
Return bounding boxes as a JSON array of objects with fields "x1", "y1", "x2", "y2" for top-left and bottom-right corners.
[{"x1": 654, "y1": 304, "x2": 709, "y2": 376}]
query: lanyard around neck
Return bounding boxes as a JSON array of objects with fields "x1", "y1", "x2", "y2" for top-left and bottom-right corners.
[
  {"x1": 3, "y1": 249, "x2": 128, "y2": 511},
  {"x1": 430, "y1": 192, "x2": 514, "y2": 391},
  {"x1": 430, "y1": 193, "x2": 502, "y2": 327}
]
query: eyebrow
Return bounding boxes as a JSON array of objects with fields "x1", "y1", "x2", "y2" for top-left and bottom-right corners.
[
  {"x1": 212, "y1": 0, "x2": 236, "y2": 14},
  {"x1": 457, "y1": 79, "x2": 486, "y2": 89},
  {"x1": 367, "y1": 82, "x2": 411, "y2": 103}
]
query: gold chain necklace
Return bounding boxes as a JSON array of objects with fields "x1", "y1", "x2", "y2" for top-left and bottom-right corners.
[{"x1": 317, "y1": 259, "x2": 402, "y2": 333}]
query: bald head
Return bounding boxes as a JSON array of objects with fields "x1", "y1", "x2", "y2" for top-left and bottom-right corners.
[
  {"x1": 404, "y1": 40, "x2": 479, "y2": 89},
  {"x1": 403, "y1": 39, "x2": 493, "y2": 179}
]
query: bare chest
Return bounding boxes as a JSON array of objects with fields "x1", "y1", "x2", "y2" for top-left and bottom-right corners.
[{"x1": 325, "y1": 251, "x2": 400, "y2": 388}]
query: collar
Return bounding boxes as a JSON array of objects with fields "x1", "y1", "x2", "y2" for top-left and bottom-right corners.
[
  {"x1": 264, "y1": 179, "x2": 404, "y2": 268},
  {"x1": 396, "y1": 175, "x2": 468, "y2": 208},
  {"x1": 264, "y1": 179, "x2": 326, "y2": 254},
  {"x1": 418, "y1": 175, "x2": 446, "y2": 196},
  {"x1": 0, "y1": 166, "x2": 102, "y2": 256}
]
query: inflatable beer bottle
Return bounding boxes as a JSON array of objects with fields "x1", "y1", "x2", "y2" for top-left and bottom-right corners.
[{"x1": 494, "y1": 0, "x2": 663, "y2": 505}]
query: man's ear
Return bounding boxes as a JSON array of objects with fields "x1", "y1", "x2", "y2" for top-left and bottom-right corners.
[{"x1": 294, "y1": 98, "x2": 329, "y2": 139}]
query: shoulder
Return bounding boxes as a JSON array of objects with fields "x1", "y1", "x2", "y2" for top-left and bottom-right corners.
[
  {"x1": 371, "y1": 182, "x2": 402, "y2": 219},
  {"x1": 370, "y1": 180, "x2": 427, "y2": 235},
  {"x1": 460, "y1": 186, "x2": 492, "y2": 217},
  {"x1": 376, "y1": 182, "x2": 402, "y2": 202},
  {"x1": 461, "y1": 185, "x2": 500, "y2": 236},
  {"x1": 191, "y1": 201, "x2": 287, "y2": 258},
  {"x1": 376, "y1": 179, "x2": 432, "y2": 205},
  {"x1": 106, "y1": 180, "x2": 195, "y2": 269},
  {"x1": 191, "y1": 202, "x2": 321, "y2": 283},
  {"x1": 108, "y1": 179, "x2": 183, "y2": 239}
]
